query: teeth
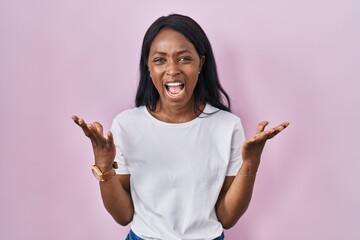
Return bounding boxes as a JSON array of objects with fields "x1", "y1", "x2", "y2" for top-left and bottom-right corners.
[{"x1": 166, "y1": 82, "x2": 183, "y2": 86}]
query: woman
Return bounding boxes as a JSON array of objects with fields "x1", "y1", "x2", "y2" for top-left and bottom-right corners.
[{"x1": 72, "y1": 14, "x2": 289, "y2": 240}]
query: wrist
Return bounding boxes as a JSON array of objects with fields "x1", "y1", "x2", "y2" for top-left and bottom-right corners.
[
  {"x1": 97, "y1": 165, "x2": 113, "y2": 173},
  {"x1": 239, "y1": 161, "x2": 258, "y2": 176},
  {"x1": 94, "y1": 160, "x2": 114, "y2": 173},
  {"x1": 92, "y1": 162, "x2": 118, "y2": 182}
]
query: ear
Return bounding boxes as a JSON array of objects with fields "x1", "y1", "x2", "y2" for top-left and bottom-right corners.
[{"x1": 199, "y1": 55, "x2": 205, "y2": 72}]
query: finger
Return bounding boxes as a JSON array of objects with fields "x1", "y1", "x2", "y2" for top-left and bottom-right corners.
[
  {"x1": 86, "y1": 124, "x2": 101, "y2": 146},
  {"x1": 273, "y1": 121, "x2": 290, "y2": 133},
  {"x1": 93, "y1": 122, "x2": 104, "y2": 136},
  {"x1": 256, "y1": 121, "x2": 269, "y2": 134},
  {"x1": 72, "y1": 116, "x2": 102, "y2": 147},
  {"x1": 72, "y1": 115, "x2": 80, "y2": 125},
  {"x1": 265, "y1": 128, "x2": 280, "y2": 140},
  {"x1": 105, "y1": 131, "x2": 114, "y2": 151},
  {"x1": 72, "y1": 115, "x2": 87, "y2": 128},
  {"x1": 107, "y1": 131, "x2": 114, "y2": 145},
  {"x1": 77, "y1": 118, "x2": 94, "y2": 138},
  {"x1": 262, "y1": 122, "x2": 290, "y2": 139},
  {"x1": 72, "y1": 115, "x2": 87, "y2": 129},
  {"x1": 282, "y1": 121, "x2": 290, "y2": 128},
  {"x1": 88, "y1": 123, "x2": 107, "y2": 146}
]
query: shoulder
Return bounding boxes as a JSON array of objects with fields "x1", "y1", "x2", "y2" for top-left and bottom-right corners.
[
  {"x1": 112, "y1": 106, "x2": 147, "y2": 128},
  {"x1": 201, "y1": 104, "x2": 246, "y2": 143},
  {"x1": 203, "y1": 104, "x2": 242, "y2": 125}
]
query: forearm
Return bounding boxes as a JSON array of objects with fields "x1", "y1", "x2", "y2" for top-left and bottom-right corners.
[
  {"x1": 216, "y1": 162, "x2": 257, "y2": 229},
  {"x1": 99, "y1": 176, "x2": 134, "y2": 226},
  {"x1": 216, "y1": 121, "x2": 289, "y2": 229}
]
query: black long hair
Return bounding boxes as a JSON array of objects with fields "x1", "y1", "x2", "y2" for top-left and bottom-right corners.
[{"x1": 135, "y1": 14, "x2": 231, "y2": 112}]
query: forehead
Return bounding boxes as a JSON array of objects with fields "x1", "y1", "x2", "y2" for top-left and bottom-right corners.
[{"x1": 149, "y1": 29, "x2": 197, "y2": 53}]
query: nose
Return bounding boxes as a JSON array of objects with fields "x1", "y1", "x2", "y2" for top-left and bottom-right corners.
[{"x1": 165, "y1": 61, "x2": 180, "y2": 76}]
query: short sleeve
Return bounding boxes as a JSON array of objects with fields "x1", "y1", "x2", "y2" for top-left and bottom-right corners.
[
  {"x1": 226, "y1": 119, "x2": 246, "y2": 176},
  {"x1": 110, "y1": 119, "x2": 130, "y2": 175}
]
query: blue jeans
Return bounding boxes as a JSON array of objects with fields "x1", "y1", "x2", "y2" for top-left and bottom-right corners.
[{"x1": 125, "y1": 230, "x2": 225, "y2": 240}]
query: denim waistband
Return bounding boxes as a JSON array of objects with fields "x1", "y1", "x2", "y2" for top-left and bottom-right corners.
[
  {"x1": 125, "y1": 230, "x2": 142, "y2": 240},
  {"x1": 126, "y1": 230, "x2": 224, "y2": 240}
]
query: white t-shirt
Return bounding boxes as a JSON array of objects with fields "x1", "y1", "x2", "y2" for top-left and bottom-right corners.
[{"x1": 111, "y1": 104, "x2": 245, "y2": 240}]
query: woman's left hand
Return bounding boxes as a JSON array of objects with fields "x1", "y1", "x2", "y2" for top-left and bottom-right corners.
[{"x1": 241, "y1": 121, "x2": 289, "y2": 173}]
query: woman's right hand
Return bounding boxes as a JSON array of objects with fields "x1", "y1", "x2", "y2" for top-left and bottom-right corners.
[{"x1": 72, "y1": 115, "x2": 116, "y2": 172}]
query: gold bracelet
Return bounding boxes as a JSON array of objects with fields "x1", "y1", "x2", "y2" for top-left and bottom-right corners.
[{"x1": 91, "y1": 162, "x2": 118, "y2": 182}]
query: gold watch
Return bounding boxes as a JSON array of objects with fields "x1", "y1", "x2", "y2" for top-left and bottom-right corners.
[{"x1": 91, "y1": 162, "x2": 118, "y2": 182}]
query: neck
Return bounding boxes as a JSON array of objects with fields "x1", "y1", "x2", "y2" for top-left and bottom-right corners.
[{"x1": 149, "y1": 100, "x2": 205, "y2": 123}]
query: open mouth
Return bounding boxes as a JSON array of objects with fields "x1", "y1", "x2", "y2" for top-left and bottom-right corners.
[{"x1": 165, "y1": 82, "x2": 185, "y2": 97}]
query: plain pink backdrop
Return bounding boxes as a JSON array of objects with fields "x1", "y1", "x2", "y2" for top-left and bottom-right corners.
[{"x1": 1, "y1": 0, "x2": 359, "y2": 239}]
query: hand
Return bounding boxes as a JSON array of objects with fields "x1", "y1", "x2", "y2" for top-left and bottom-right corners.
[
  {"x1": 241, "y1": 121, "x2": 289, "y2": 173},
  {"x1": 72, "y1": 115, "x2": 116, "y2": 172}
]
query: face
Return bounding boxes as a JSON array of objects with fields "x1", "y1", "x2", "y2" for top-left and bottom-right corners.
[{"x1": 147, "y1": 29, "x2": 204, "y2": 111}]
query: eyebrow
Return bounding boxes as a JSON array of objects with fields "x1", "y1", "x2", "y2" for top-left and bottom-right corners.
[{"x1": 151, "y1": 49, "x2": 193, "y2": 56}]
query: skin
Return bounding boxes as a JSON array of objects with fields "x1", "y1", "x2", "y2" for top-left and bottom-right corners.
[
  {"x1": 215, "y1": 120, "x2": 289, "y2": 229},
  {"x1": 72, "y1": 28, "x2": 289, "y2": 229},
  {"x1": 147, "y1": 29, "x2": 205, "y2": 123},
  {"x1": 72, "y1": 116, "x2": 133, "y2": 225}
]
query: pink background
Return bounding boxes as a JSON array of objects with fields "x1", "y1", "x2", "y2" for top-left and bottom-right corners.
[{"x1": 1, "y1": 0, "x2": 359, "y2": 239}]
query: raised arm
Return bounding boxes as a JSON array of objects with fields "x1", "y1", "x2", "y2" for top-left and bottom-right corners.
[
  {"x1": 216, "y1": 121, "x2": 289, "y2": 229},
  {"x1": 72, "y1": 115, "x2": 134, "y2": 225}
]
